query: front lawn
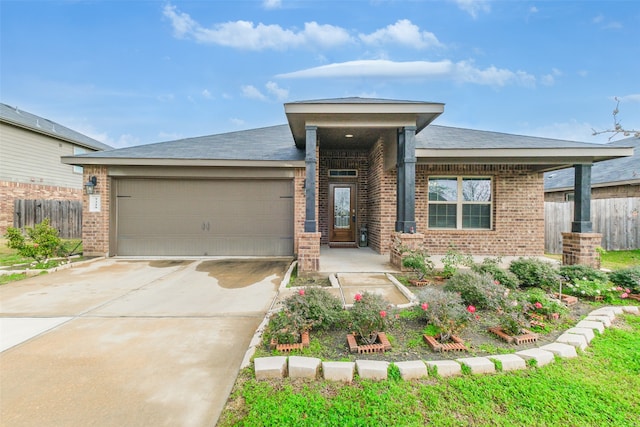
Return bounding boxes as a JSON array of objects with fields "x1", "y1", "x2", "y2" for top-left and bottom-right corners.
[
  {"x1": 601, "y1": 249, "x2": 640, "y2": 270},
  {"x1": 219, "y1": 314, "x2": 640, "y2": 427}
]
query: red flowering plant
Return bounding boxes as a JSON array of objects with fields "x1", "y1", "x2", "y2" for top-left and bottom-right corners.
[
  {"x1": 416, "y1": 287, "x2": 472, "y2": 343},
  {"x1": 348, "y1": 291, "x2": 392, "y2": 345}
]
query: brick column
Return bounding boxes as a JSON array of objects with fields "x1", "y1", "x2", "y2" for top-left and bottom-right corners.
[
  {"x1": 298, "y1": 232, "x2": 321, "y2": 273},
  {"x1": 390, "y1": 231, "x2": 424, "y2": 270},
  {"x1": 562, "y1": 232, "x2": 602, "y2": 268},
  {"x1": 82, "y1": 166, "x2": 110, "y2": 256}
]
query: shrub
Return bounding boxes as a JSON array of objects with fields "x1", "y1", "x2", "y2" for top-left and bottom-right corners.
[
  {"x1": 415, "y1": 287, "x2": 471, "y2": 342},
  {"x1": 348, "y1": 291, "x2": 391, "y2": 345},
  {"x1": 471, "y1": 257, "x2": 520, "y2": 289},
  {"x1": 441, "y1": 247, "x2": 473, "y2": 279},
  {"x1": 401, "y1": 247, "x2": 435, "y2": 281},
  {"x1": 608, "y1": 266, "x2": 640, "y2": 294},
  {"x1": 509, "y1": 257, "x2": 560, "y2": 289},
  {"x1": 558, "y1": 264, "x2": 609, "y2": 283},
  {"x1": 444, "y1": 271, "x2": 507, "y2": 310},
  {"x1": 563, "y1": 279, "x2": 617, "y2": 301},
  {"x1": 518, "y1": 288, "x2": 568, "y2": 318},
  {"x1": 499, "y1": 309, "x2": 530, "y2": 336},
  {"x1": 264, "y1": 311, "x2": 303, "y2": 345},
  {"x1": 5, "y1": 218, "x2": 63, "y2": 264},
  {"x1": 281, "y1": 287, "x2": 344, "y2": 331}
]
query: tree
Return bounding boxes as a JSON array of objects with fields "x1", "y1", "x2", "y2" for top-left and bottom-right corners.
[{"x1": 592, "y1": 97, "x2": 640, "y2": 141}]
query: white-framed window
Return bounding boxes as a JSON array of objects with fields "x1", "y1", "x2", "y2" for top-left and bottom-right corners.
[
  {"x1": 428, "y1": 177, "x2": 493, "y2": 230},
  {"x1": 73, "y1": 146, "x2": 87, "y2": 174}
]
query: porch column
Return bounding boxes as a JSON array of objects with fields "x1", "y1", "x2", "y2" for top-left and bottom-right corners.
[
  {"x1": 572, "y1": 164, "x2": 592, "y2": 232},
  {"x1": 395, "y1": 126, "x2": 417, "y2": 233},
  {"x1": 563, "y1": 163, "x2": 602, "y2": 267},
  {"x1": 304, "y1": 125, "x2": 317, "y2": 232}
]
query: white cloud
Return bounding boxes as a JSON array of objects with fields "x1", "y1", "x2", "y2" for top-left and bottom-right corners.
[
  {"x1": 263, "y1": 0, "x2": 281, "y2": 9},
  {"x1": 450, "y1": 0, "x2": 491, "y2": 19},
  {"x1": 529, "y1": 6, "x2": 538, "y2": 13},
  {"x1": 522, "y1": 119, "x2": 600, "y2": 143},
  {"x1": 619, "y1": 94, "x2": 640, "y2": 103},
  {"x1": 158, "y1": 131, "x2": 182, "y2": 141},
  {"x1": 265, "y1": 81, "x2": 289, "y2": 100},
  {"x1": 541, "y1": 68, "x2": 562, "y2": 86},
  {"x1": 230, "y1": 118, "x2": 246, "y2": 126},
  {"x1": 593, "y1": 14, "x2": 604, "y2": 24},
  {"x1": 359, "y1": 19, "x2": 442, "y2": 49},
  {"x1": 163, "y1": 4, "x2": 351, "y2": 50},
  {"x1": 277, "y1": 59, "x2": 537, "y2": 87},
  {"x1": 202, "y1": 89, "x2": 212, "y2": 99},
  {"x1": 241, "y1": 85, "x2": 266, "y2": 100}
]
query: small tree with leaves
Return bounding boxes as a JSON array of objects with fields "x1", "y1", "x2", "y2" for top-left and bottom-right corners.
[{"x1": 5, "y1": 218, "x2": 63, "y2": 264}]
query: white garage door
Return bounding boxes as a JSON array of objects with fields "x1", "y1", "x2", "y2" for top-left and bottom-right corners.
[{"x1": 115, "y1": 178, "x2": 294, "y2": 256}]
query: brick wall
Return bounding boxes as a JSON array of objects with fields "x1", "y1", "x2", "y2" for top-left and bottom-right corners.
[
  {"x1": 81, "y1": 166, "x2": 110, "y2": 256},
  {"x1": 367, "y1": 139, "x2": 397, "y2": 254},
  {"x1": 297, "y1": 232, "x2": 321, "y2": 273},
  {"x1": 293, "y1": 167, "x2": 306, "y2": 255},
  {"x1": 0, "y1": 180, "x2": 81, "y2": 234},
  {"x1": 415, "y1": 164, "x2": 545, "y2": 256},
  {"x1": 318, "y1": 148, "x2": 369, "y2": 245},
  {"x1": 562, "y1": 232, "x2": 602, "y2": 268}
]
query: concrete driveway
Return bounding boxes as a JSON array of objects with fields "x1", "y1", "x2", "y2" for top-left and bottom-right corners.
[{"x1": 0, "y1": 258, "x2": 290, "y2": 427}]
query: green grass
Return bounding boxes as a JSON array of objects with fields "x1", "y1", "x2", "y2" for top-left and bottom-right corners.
[
  {"x1": 219, "y1": 315, "x2": 640, "y2": 427},
  {"x1": 601, "y1": 249, "x2": 640, "y2": 270},
  {"x1": 0, "y1": 272, "x2": 28, "y2": 285}
]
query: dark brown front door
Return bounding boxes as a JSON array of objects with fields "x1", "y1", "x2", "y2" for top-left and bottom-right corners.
[{"x1": 329, "y1": 183, "x2": 356, "y2": 245}]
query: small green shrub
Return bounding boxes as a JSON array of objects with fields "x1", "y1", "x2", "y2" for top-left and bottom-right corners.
[
  {"x1": 264, "y1": 311, "x2": 302, "y2": 344},
  {"x1": 509, "y1": 257, "x2": 560, "y2": 289},
  {"x1": 608, "y1": 266, "x2": 640, "y2": 294},
  {"x1": 401, "y1": 247, "x2": 435, "y2": 281},
  {"x1": 472, "y1": 257, "x2": 520, "y2": 289},
  {"x1": 415, "y1": 287, "x2": 471, "y2": 342},
  {"x1": 281, "y1": 287, "x2": 345, "y2": 331},
  {"x1": 519, "y1": 288, "x2": 567, "y2": 318},
  {"x1": 348, "y1": 291, "x2": 391, "y2": 345},
  {"x1": 441, "y1": 247, "x2": 473, "y2": 279},
  {"x1": 499, "y1": 309, "x2": 530, "y2": 336},
  {"x1": 558, "y1": 264, "x2": 609, "y2": 283},
  {"x1": 564, "y1": 279, "x2": 617, "y2": 301},
  {"x1": 388, "y1": 363, "x2": 402, "y2": 381},
  {"x1": 444, "y1": 271, "x2": 507, "y2": 310},
  {"x1": 5, "y1": 218, "x2": 64, "y2": 263}
]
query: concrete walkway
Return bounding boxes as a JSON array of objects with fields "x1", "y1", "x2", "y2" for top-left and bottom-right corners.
[{"x1": 0, "y1": 258, "x2": 289, "y2": 427}]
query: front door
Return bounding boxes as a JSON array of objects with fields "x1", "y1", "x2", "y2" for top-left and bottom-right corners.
[{"x1": 329, "y1": 183, "x2": 356, "y2": 245}]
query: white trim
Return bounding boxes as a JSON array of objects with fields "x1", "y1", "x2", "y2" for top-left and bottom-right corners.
[{"x1": 427, "y1": 176, "x2": 493, "y2": 230}]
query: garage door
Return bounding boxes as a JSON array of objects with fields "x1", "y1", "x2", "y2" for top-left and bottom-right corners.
[{"x1": 115, "y1": 178, "x2": 294, "y2": 256}]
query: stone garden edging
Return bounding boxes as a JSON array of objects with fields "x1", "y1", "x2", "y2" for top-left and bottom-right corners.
[{"x1": 253, "y1": 305, "x2": 639, "y2": 382}]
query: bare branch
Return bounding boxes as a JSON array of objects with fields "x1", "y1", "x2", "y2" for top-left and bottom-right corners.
[{"x1": 592, "y1": 97, "x2": 640, "y2": 141}]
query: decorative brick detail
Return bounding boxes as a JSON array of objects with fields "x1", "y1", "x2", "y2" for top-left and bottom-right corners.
[
  {"x1": 297, "y1": 232, "x2": 321, "y2": 273},
  {"x1": 82, "y1": 166, "x2": 110, "y2": 256},
  {"x1": 561, "y1": 232, "x2": 602, "y2": 268},
  {"x1": 389, "y1": 232, "x2": 425, "y2": 270},
  {"x1": 0, "y1": 181, "x2": 81, "y2": 234}
]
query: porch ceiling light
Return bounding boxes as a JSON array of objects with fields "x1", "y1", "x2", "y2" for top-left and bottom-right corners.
[
  {"x1": 84, "y1": 176, "x2": 97, "y2": 195},
  {"x1": 345, "y1": 134, "x2": 354, "y2": 138}
]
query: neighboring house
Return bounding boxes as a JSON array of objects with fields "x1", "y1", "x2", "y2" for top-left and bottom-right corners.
[
  {"x1": 544, "y1": 136, "x2": 640, "y2": 201},
  {"x1": 62, "y1": 98, "x2": 633, "y2": 271},
  {"x1": 0, "y1": 103, "x2": 112, "y2": 234}
]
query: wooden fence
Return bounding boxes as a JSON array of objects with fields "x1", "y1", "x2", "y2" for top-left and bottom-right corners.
[
  {"x1": 13, "y1": 199, "x2": 82, "y2": 239},
  {"x1": 545, "y1": 197, "x2": 640, "y2": 253}
]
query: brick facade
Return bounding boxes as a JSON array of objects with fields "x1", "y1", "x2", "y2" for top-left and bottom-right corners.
[
  {"x1": 297, "y1": 232, "x2": 321, "y2": 273},
  {"x1": 318, "y1": 148, "x2": 369, "y2": 246},
  {"x1": 367, "y1": 139, "x2": 396, "y2": 254},
  {"x1": 0, "y1": 180, "x2": 81, "y2": 234},
  {"x1": 562, "y1": 232, "x2": 602, "y2": 268},
  {"x1": 416, "y1": 164, "x2": 545, "y2": 256},
  {"x1": 81, "y1": 166, "x2": 110, "y2": 256}
]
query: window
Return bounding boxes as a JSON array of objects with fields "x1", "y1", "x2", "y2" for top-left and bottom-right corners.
[
  {"x1": 73, "y1": 146, "x2": 87, "y2": 174},
  {"x1": 428, "y1": 177, "x2": 492, "y2": 229}
]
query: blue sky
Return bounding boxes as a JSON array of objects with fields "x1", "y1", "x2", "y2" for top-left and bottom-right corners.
[{"x1": 1, "y1": 0, "x2": 639, "y2": 148}]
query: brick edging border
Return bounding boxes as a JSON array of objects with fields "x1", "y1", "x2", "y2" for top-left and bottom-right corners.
[{"x1": 253, "y1": 305, "x2": 639, "y2": 382}]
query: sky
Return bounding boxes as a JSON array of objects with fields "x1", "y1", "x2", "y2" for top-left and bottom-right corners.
[{"x1": 1, "y1": 0, "x2": 639, "y2": 149}]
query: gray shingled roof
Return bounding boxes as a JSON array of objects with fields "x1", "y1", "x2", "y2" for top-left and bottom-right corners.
[
  {"x1": 73, "y1": 121, "x2": 630, "y2": 163},
  {"x1": 77, "y1": 124, "x2": 303, "y2": 161},
  {"x1": 544, "y1": 137, "x2": 640, "y2": 190},
  {"x1": 0, "y1": 103, "x2": 112, "y2": 151},
  {"x1": 416, "y1": 125, "x2": 606, "y2": 149}
]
